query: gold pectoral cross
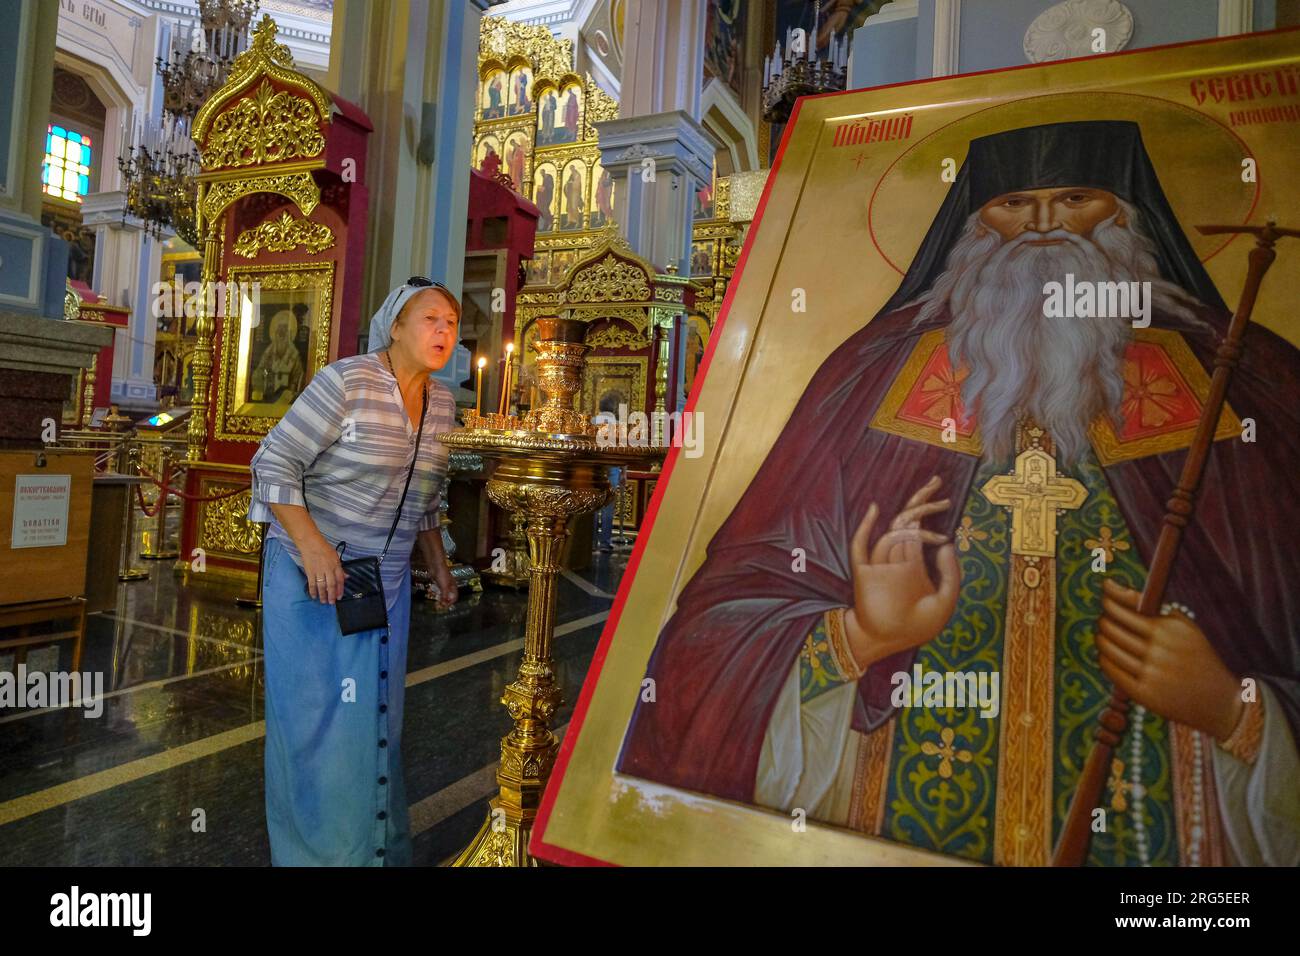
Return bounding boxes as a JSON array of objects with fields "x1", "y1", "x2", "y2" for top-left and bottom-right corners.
[{"x1": 980, "y1": 448, "x2": 1087, "y2": 557}]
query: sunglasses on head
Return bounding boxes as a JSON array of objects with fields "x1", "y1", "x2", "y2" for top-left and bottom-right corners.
[{"x1": 406, "y1": 276, "x2": 449, "y2": 291}]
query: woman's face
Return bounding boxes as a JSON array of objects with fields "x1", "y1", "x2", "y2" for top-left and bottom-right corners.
[{"x1": 389, "y1": 288, "x2": 459, "y2": 372}]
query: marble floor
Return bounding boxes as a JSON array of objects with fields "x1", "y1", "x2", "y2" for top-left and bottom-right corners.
[{"x1": 0, "y1": 513, "x2": 630, "y2": 866}]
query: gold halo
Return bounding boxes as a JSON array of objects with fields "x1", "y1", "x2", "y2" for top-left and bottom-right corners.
[{"x1": 867, "y1": 91, "x2": 1258, "y2": 275}]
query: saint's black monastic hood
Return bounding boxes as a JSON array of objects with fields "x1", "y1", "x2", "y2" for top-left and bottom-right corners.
[{"x1": 882, "y1": 120, "x2": 1228, "y2": 314}]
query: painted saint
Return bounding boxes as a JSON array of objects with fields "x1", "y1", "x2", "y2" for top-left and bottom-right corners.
[
  {"x1": 690, "y1": 241, "x2": 711, "y2": 276},
  {"x1": 511, "y1": 68, "x2": 532, "y2": 115},
  {"x1": 539, "y1": 91, "x2": 557, "y2": 145},
  {"x1": 478, "y1": 143, "x2": 501, "y2": 177},
  {"x1": 694, "y1": 180, "x2": 714, "y2": 219},
  {"x1": 618, "y1": 121, "x2": 1300, "y2": 866},
  {"x1": 559, "y1": 87, "x2": 580, "y2": 143},
  {"x1": 535, "y1": 168, "x2": 556, "y2": 232},
  {"x1": 562, "y1": 164, "x2": 585, "y2": 230},
  {"x1": 483, "y1": 73, "x2": 505, "y2": 119},
  {"x1": 506, "y1": 138, "x2": 526, "y2": 192},
  {"x1": 591, "y1": 167, "x2": 614, "y2": 228},
  {"x1": 253, "y1": 309, "x2": 306, "y2": 404}
]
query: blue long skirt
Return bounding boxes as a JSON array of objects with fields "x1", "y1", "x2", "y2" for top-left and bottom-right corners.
[{"x1": 261, "y1": 535, "x2": 414, "y2": 866}]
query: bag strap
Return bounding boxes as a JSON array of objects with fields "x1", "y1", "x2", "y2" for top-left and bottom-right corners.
[
  {"x1": 378, "y1": 383, "x2": 428, "y2": 563},
  {"x1": 302, "y1": 379, "x2": 429, "y2": 565}
]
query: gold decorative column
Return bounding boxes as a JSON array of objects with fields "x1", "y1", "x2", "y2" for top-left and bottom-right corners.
[
  {"x1": 653, "y1": 322, "x2": 671, "y2": 445},
  {"x1": 440, "y1": 317, "x2": 662, "y2": 867},
  {"x1": 186, "y1": 212, "x2": 220, "y2": 461},
  {"x1": 80, "y1": 359, "x2": 96, "y2": 429}
]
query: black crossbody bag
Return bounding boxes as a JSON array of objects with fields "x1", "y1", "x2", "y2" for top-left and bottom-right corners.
[{"x1": 305, "y1": 386, "x2": 427, "y2": 636}]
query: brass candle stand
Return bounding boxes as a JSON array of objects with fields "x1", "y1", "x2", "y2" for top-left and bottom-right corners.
[
  {"x1": 438, "y1": 316, "x2": 663, "y2": 867},
  {"x1": 480, "y1": 508, "x2": 531, "y2": 589}
]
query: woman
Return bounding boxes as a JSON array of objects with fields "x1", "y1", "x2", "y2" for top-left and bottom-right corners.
[{"x1": 248, "y1": 277, "x2": 462, "y2": 866}]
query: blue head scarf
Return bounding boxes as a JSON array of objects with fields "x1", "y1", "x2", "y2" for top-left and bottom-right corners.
[{"x1": 366, "y1": 279, "x2": 460, "y2": 353}]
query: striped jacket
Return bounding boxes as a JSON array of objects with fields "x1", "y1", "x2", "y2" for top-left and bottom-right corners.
[{"x1": 248, "y1": 352, "x2": 459, "y2": 600}]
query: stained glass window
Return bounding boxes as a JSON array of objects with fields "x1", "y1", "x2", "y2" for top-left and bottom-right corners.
[{"x1": 42, "y1": 124, "x2": 93, "y2": 202}]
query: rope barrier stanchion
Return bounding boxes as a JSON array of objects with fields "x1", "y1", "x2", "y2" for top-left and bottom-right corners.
[
  {"x1": 131, "y1": 462, "x2": 261, "y2": 603},
  {"x1": 235, "y1": 532, "x2": 265, "y2": 610},
  {"x1": 140, "y1": 446, "x2": 179, "y2": 560},
  {"x1": 119, "y1": 443, "x2": 150, "y2": 582}
]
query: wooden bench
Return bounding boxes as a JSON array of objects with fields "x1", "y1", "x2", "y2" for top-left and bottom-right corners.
[{"x1": 0, "y1": 597, "x2": 87, "y2": 672}]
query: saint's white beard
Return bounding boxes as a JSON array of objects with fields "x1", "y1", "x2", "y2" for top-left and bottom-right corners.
[{"x1": 912, "y1": 201, "x2": 1203, "y2": 463}]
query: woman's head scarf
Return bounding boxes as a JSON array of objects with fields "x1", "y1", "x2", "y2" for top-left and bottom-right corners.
[{"x1": 366, "y1": 279, "x2": 460, "y2": 352}]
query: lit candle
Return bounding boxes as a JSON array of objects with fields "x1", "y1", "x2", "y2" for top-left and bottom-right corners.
[
  {"x1": 498, "y1": 342, "x2": 515, "y2": 416},
  {"x1": 504, "y1": 343, "x2": 515, "y2": 416},
  {"x1": 475, "y1": 356, "x2": 486, "y2": 417}
]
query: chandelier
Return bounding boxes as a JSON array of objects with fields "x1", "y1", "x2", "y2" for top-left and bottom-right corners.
[
  {"x1": 157, "y1": 0, "x2": 260, "y2": 120},
  {"x1": 761, "y1": 0, "x2": 849, "y2": 125},
  {"x1": 118, "y1": 0, "x2": 259, "y2": 246},
  {"x1": 117, "y1": 117, "x2": 201, "y2": 244}
]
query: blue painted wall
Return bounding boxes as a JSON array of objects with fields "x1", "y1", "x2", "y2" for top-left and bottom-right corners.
[
  {"x1": 850, "y1": 14, "x2": 920, "y2": 89},
  {"x1": 958, "y1": 0, "x2": 1226, "y2": 74},
  {"x1": 0, "y1": 221, "x2": 34, "y2": 298},
  {"x1": 851, "y1": 0, "x2": 1281, "y2": 90},
  {"x1": 429, "y1": 0, "x2": 479, "y2": 392}
]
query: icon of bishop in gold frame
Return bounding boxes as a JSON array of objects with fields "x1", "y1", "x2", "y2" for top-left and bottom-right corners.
[
  {"x1": 534, "y1": 29, "x2": 1300, "y2": 868},
  {"x1": 217, "y1": 262, "x2": 335, "y2": 441}
]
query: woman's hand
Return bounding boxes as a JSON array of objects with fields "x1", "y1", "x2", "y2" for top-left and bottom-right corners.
[
  {"x1": 433, "y1": 561, "x2": 459, "y2": 609},
  {"x1": 300, "y1": 533, "x2": 346, "y2": 605},
  {"x1": 418, "y1": 527, "x2": 458, "y2": 610},
  {"x1": 268, "y1": 502, "x2": 344, "y2": 605}
]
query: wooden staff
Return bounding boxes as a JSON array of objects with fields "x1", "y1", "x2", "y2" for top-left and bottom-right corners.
[{"x1": 1054, "y1": 220, "x2": 1299, "y2": 866}]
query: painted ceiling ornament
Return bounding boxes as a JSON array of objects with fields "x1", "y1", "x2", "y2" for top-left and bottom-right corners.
[{"x1": 1023, "y1": 0, "x2": 1134, "y2": 63}]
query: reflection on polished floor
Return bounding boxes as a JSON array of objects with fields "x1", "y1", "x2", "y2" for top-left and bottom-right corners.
[{"x1": 0, "y1": 515, "x2": 627, "y2": 866}]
